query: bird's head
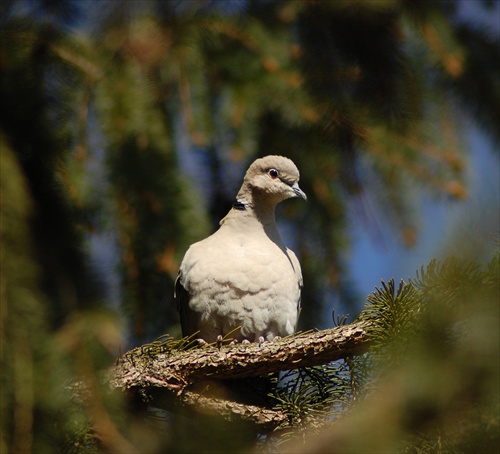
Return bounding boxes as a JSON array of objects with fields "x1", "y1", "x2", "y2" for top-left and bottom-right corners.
[{"x1": 242, "y1": 155, "x2": 307, "y2": 205}]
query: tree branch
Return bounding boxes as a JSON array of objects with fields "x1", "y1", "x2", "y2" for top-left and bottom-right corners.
[
  {"x1": 108, "y1": 321, "x2": 371, "y2": 431},
  {"x1": 110, "y1": 320, "x2": 371, "y2": 393},
  {"x1": 181, "y1": 390, "x2": 289, "y2": 432}
]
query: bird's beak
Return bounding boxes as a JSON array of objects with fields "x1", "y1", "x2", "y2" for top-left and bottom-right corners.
[{"x1": 292, "y1": 182, "x2": 307, "y2": 201}]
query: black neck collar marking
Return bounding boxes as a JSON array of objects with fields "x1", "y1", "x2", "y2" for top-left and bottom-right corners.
[{"x1": 233, "y1": 200, "x2": 247, "y2": 211}]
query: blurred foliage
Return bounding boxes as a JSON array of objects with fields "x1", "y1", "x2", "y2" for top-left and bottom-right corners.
[
  {"x1": 2, "y1": 0, "x2": 498, "y2": 338},
  {"x1": 0, "y1": 135, "x2": 126, "y2": 452},
  {"x1": 273, "y1": 253, "x2": 499, "y2": 453},
  {"x1": 0, "y1": 0, "x2": 499, "y2": 452},
  {"x1": 115, "y1": 254, "x2": 498, "y2": 453}
]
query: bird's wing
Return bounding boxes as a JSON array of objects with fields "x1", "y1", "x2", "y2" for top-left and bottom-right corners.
[
  {"x1": 287, "y1": 247, "x2": 303, "y2": 327},
  {"x1": 174, "y1": 270, "x2": 198, "y2": 339}
]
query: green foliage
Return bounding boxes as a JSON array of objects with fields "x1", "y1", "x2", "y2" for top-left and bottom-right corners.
[
  {"x1": 2, "y1": 0, "x2": 495, "y2": 335},
  {"x1": 339, "y1": 253, "x2": 499, "y2": 453},
  {"x1": 259, "y1": 252, "x2": 499, "y2": 452},
  {"x1": 413, "y1": 257, "x2": 483, "y2": 307},
  {"x1": 363, "y1": 279, "x2": 422, "y2": 347},
  {"x1": 0, "y1": 135, "x2": 124, "y2": 453},
  {"x1": 0, "y1": 1, "x2": 498, "y2": 452},
  {"x1": 271, "y1": 362, "x2": 358, "y2": 430}
]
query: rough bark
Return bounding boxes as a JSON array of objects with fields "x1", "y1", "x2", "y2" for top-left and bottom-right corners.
[
  {"x1": 108, "y1": 320, "x2": 371, "y2": 430},
  {"x1": 110, "y1": 321, "x2": 370, "y2": 392},
  {"x1": 181, "y1": 390, "x2": 289, "y2": 431}
]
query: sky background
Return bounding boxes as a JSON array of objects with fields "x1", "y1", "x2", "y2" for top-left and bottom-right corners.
[
  {"x1": 340, "y1": 0, "x2": 500, "y2": 321},
  {"x1": 80, "y1": 0, "x2": 500, "y2": 333},
  {"x1": 346, "y1": 122, "x2": 498, "y2": 305}
]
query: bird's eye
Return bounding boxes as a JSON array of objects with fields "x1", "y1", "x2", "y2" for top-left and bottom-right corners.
[{"x1": 268, "y1": 168, "x2": 279, "y2": 179}]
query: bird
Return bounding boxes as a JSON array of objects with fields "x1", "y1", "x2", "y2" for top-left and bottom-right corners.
[{"x1": 175, "y1": 155, "x2": 307, "y2": 344}]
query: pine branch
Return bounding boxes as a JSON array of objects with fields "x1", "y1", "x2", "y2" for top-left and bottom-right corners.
[
  {"x1": 181, "y1": 390, "x2": 289, "y2": 432},
  {"x1": 109, "y1": 321, "x2": 370, "y2": 394},
  {"x1": 108, "y1": 321, "x2": 370, "y2": 431}
]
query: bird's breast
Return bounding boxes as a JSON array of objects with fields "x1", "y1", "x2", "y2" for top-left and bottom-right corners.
[
  {"x1": 182, "y1": 231, "x2": 299, "y2": 305},
  {"x1": 179, "y1": 227, "x2": 302, "y2": 341}
]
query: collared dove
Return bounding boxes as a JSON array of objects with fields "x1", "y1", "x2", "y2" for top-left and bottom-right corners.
[{"x1": 175, "y1": 155, "x2": 306, "y2": 343}]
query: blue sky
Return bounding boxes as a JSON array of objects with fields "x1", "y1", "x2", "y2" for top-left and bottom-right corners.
[
  {"x1": 342, "y1": 0, "x2": 500, "y2": 315},
  {"x1": 346, "y1": 122, "x2": 499, "y2": 308},
  {"x1": 79, "y1": 0, "x2": 499, "y2": 331}
]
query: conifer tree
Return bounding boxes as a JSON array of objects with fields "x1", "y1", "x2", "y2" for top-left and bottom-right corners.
[{"x1": 1, "y1": 1, "x2": 498, "y2": 452}]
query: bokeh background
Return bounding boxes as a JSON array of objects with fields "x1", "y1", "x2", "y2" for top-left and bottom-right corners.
[{"x1": 1, "y1": 1, "x2": 498, "y2": 452}]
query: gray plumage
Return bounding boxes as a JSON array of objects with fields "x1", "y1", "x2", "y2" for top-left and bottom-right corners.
[{"x1": 175, "y1": 155, "x2": 306, "y2": 343}]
